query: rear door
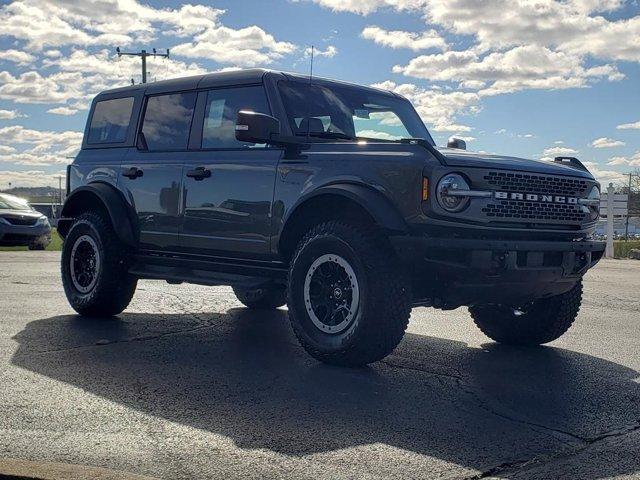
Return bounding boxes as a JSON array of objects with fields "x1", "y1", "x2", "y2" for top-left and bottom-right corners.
[
  {"x1": 180, "y1": 85, "x2": 281, "y2": 258},
  {"x1": 121, "y1": 92, "x2": 196, "y2": 251}
]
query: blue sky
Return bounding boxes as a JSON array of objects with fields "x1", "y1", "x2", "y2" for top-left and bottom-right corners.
[{"x1": 1, "y1": 0, "x2": 639, "y2": 187}]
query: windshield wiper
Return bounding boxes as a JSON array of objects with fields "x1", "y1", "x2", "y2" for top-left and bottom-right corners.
[{"x1": 306, "y1": 131, "x2": 355, "y2": 140}]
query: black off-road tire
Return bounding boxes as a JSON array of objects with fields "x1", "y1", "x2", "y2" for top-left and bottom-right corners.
[
  {"x1": 469, "y1": 281, "x2": 583, "y2": 345},
  {"x1": 233, "y1": 285, "x2": 287, "y2": 309},
  {"x1": 61, "y1": 211, "x2": 137, "y2": 317},
  {"x1": 287, "y1": 221, "x2": 411, "y2": 366}
]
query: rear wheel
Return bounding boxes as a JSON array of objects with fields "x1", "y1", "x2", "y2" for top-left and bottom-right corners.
[
  {"x1": 61, "y1": 211, "x2": 137, "y2": 317},
  {"x1": 287, "y1": 221, "x2": 411, "y2": 366},
  {"x1": 233, "y1": 285, "x2": 287, "y2": 310},
  {"x1": 469, "y1": 281, "x2": 583, "y2": 345}
]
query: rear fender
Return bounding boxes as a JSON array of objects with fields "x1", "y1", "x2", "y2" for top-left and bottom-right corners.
[{"x1": 58, "y1": 183, "x2": 137, "y2": 247}]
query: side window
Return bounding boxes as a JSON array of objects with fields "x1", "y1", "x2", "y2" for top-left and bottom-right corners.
[
  {"x1": 141, "y1": 92, "x2": 197, "y2": 151},
  {"x1": 87, "y1": 97, "x2": 134, "y2": 144},
  {"x1": 202, "y1": 86, "x2": 271, "y2": 149}
]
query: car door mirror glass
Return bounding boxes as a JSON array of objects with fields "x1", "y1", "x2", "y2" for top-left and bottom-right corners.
[{"x1": 136, "y1": 131, "x2": 148, "y2": 151}]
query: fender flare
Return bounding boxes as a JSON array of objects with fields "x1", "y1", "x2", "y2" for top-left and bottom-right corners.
[
  {"x1": 58, "y1": 183, "x2": 138, "y2": 247},
  {"x1": 284, "y1": 183, "x2": 409, "y2": 234}
]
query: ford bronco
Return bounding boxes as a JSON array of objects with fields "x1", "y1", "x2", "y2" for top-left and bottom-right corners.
[{"x1": 58, "y1": 69, "x2": 605, "y2": 366}]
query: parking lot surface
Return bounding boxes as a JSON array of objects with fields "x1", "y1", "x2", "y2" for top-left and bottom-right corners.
[{"x1": 1, "y1": 252, "x2": 639, "y2": 479}]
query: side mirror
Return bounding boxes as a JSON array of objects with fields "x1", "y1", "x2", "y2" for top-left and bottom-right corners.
[
  {"x1": 236, "y1": 111, "x2": 280, "y2": 144},
  {"x1": 447, "y1": 137, "x2": 466, "y2": 150}
]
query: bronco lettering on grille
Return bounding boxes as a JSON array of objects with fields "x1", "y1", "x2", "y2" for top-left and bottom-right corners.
[{"x1": 494, "y1": 191, "x2": 579, "y2": 204}]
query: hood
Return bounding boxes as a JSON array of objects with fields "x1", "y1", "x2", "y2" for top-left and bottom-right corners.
[
  {"x1": 0, "y1": 209, "x2": 42, "y2": 219},
  {"x1": 436, "y1": 147, "x2": 595, "y2": 179}
]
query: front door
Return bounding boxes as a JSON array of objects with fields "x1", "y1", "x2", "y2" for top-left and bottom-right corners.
[
  {"x1": 121, "y1": 91, "x2": 197, "y2": 251},
  {"x1": 180, "y1": 85, "x2": 281, "y2": 258}
]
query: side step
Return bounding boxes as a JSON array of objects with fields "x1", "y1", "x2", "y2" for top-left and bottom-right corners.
[{"x1": 129, "y1": 252, "x2": 287, "y2": 288}]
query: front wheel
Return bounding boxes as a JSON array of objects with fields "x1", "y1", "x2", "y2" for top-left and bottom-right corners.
[
  {"x1": 61, "y1": 211, "x2": 137, "y2": 317},
  {"x1": 469, "y1": 281, "x2": 583, "y2": 345},
  {"x1": 287, "y1": 221, "x2": 411, "y2": 366}
]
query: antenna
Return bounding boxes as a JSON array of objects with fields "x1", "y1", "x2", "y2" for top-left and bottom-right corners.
[{"x1": 306, "y1": 45, "x2": 314, "y2": 140}]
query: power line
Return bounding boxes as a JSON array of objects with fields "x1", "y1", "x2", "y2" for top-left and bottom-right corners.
[{"x1": 116, "y1": 47, "x2": 169, "y2": 84}]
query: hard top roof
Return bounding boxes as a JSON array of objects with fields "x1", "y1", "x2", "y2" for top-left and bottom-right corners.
[{"x1": 95, "y1": 68, "x2": 398, "y2": 99}]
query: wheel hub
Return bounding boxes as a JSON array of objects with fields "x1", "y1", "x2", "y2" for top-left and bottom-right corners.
[
  {"x1": 303, "y1": 254, "x2": 360, "y2": 334},
  {"x1": 70, "y1": 235, "x2": 101, "y2": 294}
]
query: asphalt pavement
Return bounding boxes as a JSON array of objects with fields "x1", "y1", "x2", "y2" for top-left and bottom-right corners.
[{"x1": 0, "y1": 252, "x2": 639, "y2": 480}]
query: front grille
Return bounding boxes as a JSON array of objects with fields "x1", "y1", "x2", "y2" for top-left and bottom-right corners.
[
  {"x1": 2, "y1": 215, "x2": 38, "y2": 226},
  {"x1": 472, "y1": 171, "x2": 596, "y2": 228},
  {"x1": 482, "y1": 199, "x2": 590, "y2": 223},
  {"x1": 484, "y1": 171, "x2": 590, "y2": 197}
]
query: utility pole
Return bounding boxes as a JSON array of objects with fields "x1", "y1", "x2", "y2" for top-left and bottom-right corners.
[
  {"x1": 624, "y1": 172, "x2": 632, "y2": 241},
  {"x1": 116, "y1": 47, "x2": 169, "y2": 84}
]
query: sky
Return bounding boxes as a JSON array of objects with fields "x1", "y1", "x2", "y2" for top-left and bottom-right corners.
[{"x1": 0, "y1": 0, "x2": 639, "y2": 188}]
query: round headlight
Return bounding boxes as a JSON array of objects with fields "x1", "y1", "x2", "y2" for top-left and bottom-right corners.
[
  {"x1": 436, "y1": 173, "x2": 471, "y2": 212},
  {"x1": 587, "y1": 185, "x2": 600, "y2": 221}
]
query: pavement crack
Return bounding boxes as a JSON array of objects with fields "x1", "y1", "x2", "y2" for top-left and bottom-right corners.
[{"x1": 464, "y1": 420, "x2": 640, "y2": 479}]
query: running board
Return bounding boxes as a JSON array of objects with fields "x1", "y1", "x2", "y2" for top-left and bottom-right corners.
[{"x1": 129, "y1": 252, "x2": 287, "y2": 288}]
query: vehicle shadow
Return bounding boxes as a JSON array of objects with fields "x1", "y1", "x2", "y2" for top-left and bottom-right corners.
[{"x1": 11, "y1": 309, "x2": 640, "y2": 479}]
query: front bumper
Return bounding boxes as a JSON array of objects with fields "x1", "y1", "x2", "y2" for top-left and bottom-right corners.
[
  {"x1": 0, "y1": 224, "x2": 51, "y2": 246},
  {"x1": 392, "y1": 235, "x2": 605, "y2": 308}
]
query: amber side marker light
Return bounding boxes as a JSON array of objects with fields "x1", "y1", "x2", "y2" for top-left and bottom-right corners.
[{"x1": 422, "y1": 177, "x2": 429, "y2": 201}]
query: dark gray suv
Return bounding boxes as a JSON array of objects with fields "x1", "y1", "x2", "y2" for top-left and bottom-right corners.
[{"x1": 58, "y1": 69, "x2": 605, "y2": 366}]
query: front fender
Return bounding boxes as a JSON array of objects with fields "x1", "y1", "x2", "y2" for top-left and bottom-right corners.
[{"x1": 288, "y1": 183, "x2": 408, "y2": 233}]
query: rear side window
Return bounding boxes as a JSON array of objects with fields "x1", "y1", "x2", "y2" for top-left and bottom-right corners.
[
  {"x1": 142, "y1": 92, "x2": 197, "y2": 151},
  {"x1": 87, "y1": 97, "x2": 134, "y2": 144},
  {"x1": 202, "y1": 86, "x2": 270, "y2": 149}
]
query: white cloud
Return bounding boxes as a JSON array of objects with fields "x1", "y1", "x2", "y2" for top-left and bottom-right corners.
[
  {"x1": 372, "y1": 80, "x2": 479, "y2": 132},
  {"x1": 605, "y1": 152, "x2": 640, "y2": 167},
  {"x1": 554, "y1": 140, "x2": 564, "y2": 144},
  {"x1": 47, "y1": 107, "x2": 79, "y2": 116},
  {"x1": 304, "y1": 45, "x2": 338, "y2": 58},
  {"x1": 0, "y1": 125, "x2": 82, "y2": 166},
  {"x1": 0, "y1": 70, "x2": 85, "y2": 104},
  {"x1": 0, "y1": 49, "x2": 205, "y2": 109},
  {"x1": 393, "y1": 45, "x2": 623, "y2": 96},
  {"x1": 0, "y1": 109, "x2": 26, "y2": 120},
  {"x1": 0, "y1": 1, "x2": 296, "y2": 68},
  {"x1": 361, "y1": 26, "x2": 447, "y2": 51},
  {"x1": 581, "y1": 162, "x2": 628, "y2": 184},
  {"x1": 542, "y1": 146, "x2": 579, "y2": 157},
  {"x1": 357, "y1": 130, "x2": 401, "y2": 140},
  {"x1": 306, "y1": 0, "x2": 423, "y2": 15},
  {"x1": 0, "y1": 48, "x2": 36, "y2": 65},
  {"x1": 617, "y1": 120, "x2": 640, "y2": 130},
  {"x1": 0, "y1": 170, "x2": 67, "y2": 188},
  {"x1": 591, "y1": 137, "x2": 625, "y2": 148},
  {"x1": 0, "y1": 145, "x2": 16, "y2": 154},
  {"x1": 607, "y1": 156, "x2": 630, "y2": 166},
  {"x1": 452, "y1": 135, "x2": 475, "y2": 142},
  {"x1": 171, "y1": 24, "x2": 296, "y2": 67}
]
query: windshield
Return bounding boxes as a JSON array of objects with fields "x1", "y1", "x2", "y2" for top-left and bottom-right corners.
[
  {"x1": 0, "y1": 194, "x2": 31, "y2": 211},
  {"x1": 278, "y1": 80, "x2": 434, "y2": 144}
]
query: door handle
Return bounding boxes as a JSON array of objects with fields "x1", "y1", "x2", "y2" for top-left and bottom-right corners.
[
  {"x1": 122, "y1": 167, "x2": 143, "y2": 179},
  {"x1": 186, "y1": 166, "x2": 211, "y2": 181}
]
